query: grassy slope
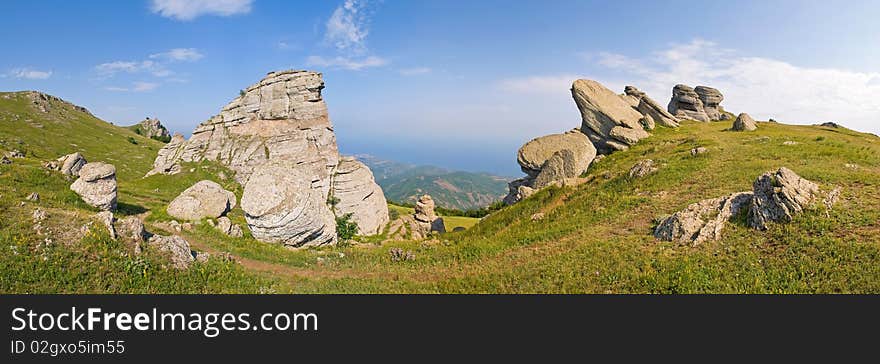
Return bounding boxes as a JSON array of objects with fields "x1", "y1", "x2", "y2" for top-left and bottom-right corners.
[{"x1": 3, "y1": 90, "x2": 880, "y2": 293}]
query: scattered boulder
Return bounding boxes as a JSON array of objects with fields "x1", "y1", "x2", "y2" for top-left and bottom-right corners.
[
  {"x1": 7, "y1": 149, "x2": 25, "y2": 158},
  {"x1": 414, "y1": 195, "x2": 446, "y2": 234},
  {"x1": 216, "y1": 216, "x2": 244, "y2": 238},
  {"x1": 118, "y1": 216, "x2": 148, "y2": 244},
  {"x1": 530, "y1": 212, "x2": 545, "y2": 221},
  {"x1": 166, "y1": 180, "x2": 236, "y2": 221},
  {"x1": 330, "y1": 157, "x2": 389, "y2": 235},
  {"x1": 517, "y1": 130, "x2": 595, "y2": 177},
  {"x1": 70, "y1": 162, "x2": 117, "y2": 211},
  {"x1": 654, "y1": 192, "x2": 753, "y2": 246},
  {"x1": 732, "y1": 113, "x2": 757, "y2": 131},
  {"x1": 241, "y1": 160, "x2": 337, "y2": 248},
  {"x1": 146, "y1": 235, "x2": 195, "y2": 270},
  {"x1": 628, "y1": 159, "x2": 658, "y2": 179},
  {"x1": 782, "y1": 141, "x2": 799, "y2": 146},
  {"x1": 26, "y1": 192, "x2": 40, "y2": 202},
  {"x1": 690, "y1": 147, "x2": 708, "y2": 156},
  {"x1": 819, "y1": 122, "x2": 841, "y2": 128},
  {"x1": 132, "y1": 117, "x2": 171, "y2": 140},
  {"x1": 56, "y1": 152, "x2": 87, "y2": 176},
  {"x1": 389, "y1": 247, "x2": 415, "y2": 262},
  {"x1": 572, "y1": 79, "x2": 648, "y2": 153},
  {"x1": 748, "y1": 167, "x2": 819, "y2": 230},
  {"x1": 0, "y1": 156, "x2": 10, "y2": 165}
]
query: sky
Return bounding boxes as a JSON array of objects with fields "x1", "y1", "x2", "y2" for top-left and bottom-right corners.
[{"x1": 1, "y1": 0, "x2": 879, "y2": 176}]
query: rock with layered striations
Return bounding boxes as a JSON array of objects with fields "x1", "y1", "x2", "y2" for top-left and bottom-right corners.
[
  {"x1": 216, "y1": 216, "x2": 244, "y2": 238},
  {"x1": 668, "y1": 84, "x2": 710, "y2": 122},
  {"x1": 147, "y1": 235, "x2": 195, "y2": 269},
  {"x1": 732, "y1": 113, "x2": 757, "y2": 131},
  {"x1": 133, "y1": 117, "x2": 171, "y2": 140},
  {"x1": 167, "y1": 180, "x2": 237, "y2": 221},
  {"x1": 517, "y1": 130, "x2": 596, "y2": 177},
  {"x1": 414, "y1": 194, "x2": 438, "y2": 223},
  {"x1": 241, "y1": 160, "x2": 337, "y2": 248},
  {"x1": 654, "y1": 192, "x2": 753, "y2": 246},
  {"x1": 503, "y1": 176, "x2": 536, "y2": 205},
  {"x1": 54, "y1": 152, "x2": 87, "y2": 176},
  {"x1": 534, "y1": 150, "x2": 579, "y2": 189},
  {"x1": 695, "y1": 86, "x2": 725, "y2": 120},
  {"x1": 625, "y1": 86, "x2": 680, "y2": 129},
  {"x1": 331, "y1": 157, "x2": 389, "y2": 235},
  {"x1": 70, "y1": 162, "x2": 117, "y2": 211},
  {"x1": 572, "y1": 79, "x2": 648, "y2": 153},
  {"x1": 748, "y1": 167, "x2": 819, "y2": 230}
]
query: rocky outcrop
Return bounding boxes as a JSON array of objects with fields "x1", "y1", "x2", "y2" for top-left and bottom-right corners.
[
  {"x1": 748, "y1": 167, "x2": 819, "y2": 230},
  {"x1": 502, "y1": 176, "x2": 537, "y2": 205},
  {"x1": 624, "y1": 86, "x2": 680, "y2": 129},
  {"x1": 572, "y1": 79, "x2": 649, "y2": 153},
  {"x1": 133, "y1": 117, "x2": 171, "y2": 140},
  {"x1": 97, "y1": 211, "x2": 116, "y2": 239},
  {"x1": 70, "y1": 162, "x2": 117, "y2": 211},
  {"x1": 654, "y1": 192, "x2": 753, "y2": 246},
  {"x1": 668, "y1": 84, "x2": 727, "y2": 121},
  {"x1": 628, "y1": 159, "x2": 658, "y2": 179},
  {"x1": 388, "y1": 195, "x2": 446, "y2": 240},
  {"x1": 148, "y1": 70, "x2": 388, "y2": 246},
  {"x1": 57, "y1": 152, "x2": 87, "y2": 176},
  {"x1": 331, "y1": 157, "x2": 389, "y2": 235},
  {"x1": 732, "y1": 113, "x2": 757, "y2": 131},
  {"x1": 146, "y1": 235, "x2": 195, "y2": 270},
  {"x1": 694, "y1": 86, "x2": 727, "y2": 120},
  {"x1": 241, "y1": 159, "x2": 337, "y2": 248},
  {"x1": 166, "y1": 180, "x2": 236, "y2": 221}
]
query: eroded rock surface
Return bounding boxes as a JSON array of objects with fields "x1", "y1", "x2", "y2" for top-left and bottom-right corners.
[
  {"x1": 166, "y1": 180, "x2": 236, "y2": 221},
  {"x1": 517, "y1": 130, "x2": 595, "y2": 177},
  {"x1": 668, "y1": 84, "x2": 709, "y2": 122},
  {"x1": 133, "y1": 117, "x2": 171, "y2": 140},
  {"x1": 748, "y1": 167, "x2": 819, "y2": 230},
  {"x1": 732, "y1": 113, "x2": 757, "y2": 131},
  {"x1": 331, "y1": 157, "x2": 389, "y2": 235},
  {"x1": 70, "y1": 162, "x2": 117, "y2": 211},
  {"x1": 147, "y1": 235, "x2": 195, "y2": 269},
  {"x1": 572, "y1": 79, "x2": 648, "y2": 153},
  {"x1": 655, "y1": 192, "x2": 753, "y2": 246}
]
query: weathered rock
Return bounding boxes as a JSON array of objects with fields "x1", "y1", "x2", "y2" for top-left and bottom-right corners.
[
  {"x1": 732, "y1": 113, "x2": 757, "y2": 131},
  {"x1": 132, "y1": 117, "x2": 171, "y2": 140},
  {"x1": 654, "y1": 192, "x2": 753, "y2": 245},
  {"x1": 0, "y1": 156, "x2": 10, "y2": 165},
  {"x1": 147, "y1": 235, "x2": 195, "y2": 269},
  {"x1": 628, "y1": 159, "x2": 657, "y2": 179},
  {"x1": 690, "y1": 147, "x2": 708, "y2": 156},
  {"x1": 534, "y1": 150, "x2": 578, "y2": 189},
  {"x1": 241, "y1": 160, "x2": 337, "y2": 248},
  {"x1": 330, "y1": 157, "x2": 389, "y2": 235},
  {"x1": 56, "y1": 152, "x2": 87, "y2": 176},
  {"x1": 694, "y1": 86, "x2": 724, "y2": 121},
  {"x1": 517, "y1": 130, "x2": 596, "y2": 177},
  {"x1": 572, "y1": 79, "x2": 648, "y2": 153},
  {"x1": 70, "y1": 162, "x2": 117, "y2": 211},
  {"x1": 118, "y1": 216, "x2": 147, "y2": 243},
  {"x1": 414, "y1": 195, "x2": 438, "y2": 223},
  {"x1": 530, "y1": 212, "x2": 545, "y2": 221},
  {"x1": 26, "y1": 192, "x2": 39, "y2": 202},
  {"x1": 625, "y1": 86, "x2": 680, "y2": 128},
  {"x1": 819, "y1": 122, "x2": 841, "y2": 128},
  {"x1": 96, "y1": 211, "x2": 116, "y2": 239},
  {"x1": 166, "y1": 180, "x2": 236, "y2": 221},
  {"x1": 748, "y1": 167, "x2": 819, "y2": 230},
  {"x1": 216, "y1": 216, "x2": 244, "y2": 238},
  {"x1": 668, "y1": 84, "x2": 710, "y2": 122},
  {"x1": 7, "y1": 149, "x2": 25, "y2": 158},
  {"x1": 503, "y1": 176, "x2": 536, "y2": 205}
]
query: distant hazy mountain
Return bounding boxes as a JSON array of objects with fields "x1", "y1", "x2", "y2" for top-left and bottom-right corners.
[{"x1": 353, "y1": 154, "x2": 511, "y2": 210}]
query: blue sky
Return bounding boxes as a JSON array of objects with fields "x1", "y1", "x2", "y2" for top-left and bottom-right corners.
[{"x1": 2, "y1": 0, "x2": 879, "y2": 176}]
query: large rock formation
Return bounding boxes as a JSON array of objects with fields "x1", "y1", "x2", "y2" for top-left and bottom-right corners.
[
  {"x1": 572, "y1": 79, "x2": 649, "y2": 153},
  {"x1": 748, "y1": 167, "x2": 819, "y2": 230},
  {"x1": 331, "y1": 157, "x2": 389, "y2": 235},
  {"x1": 623, "y1": 86, "x2": 680, "y2": 129},
  {"x1": 70, "y1": 162, "x2": 117, "y2": 211},
  {"x1": 147, "y1": 70, "x2": 389, "y2": 246},
  {"x1": 133, "y1": 117, "x2": 171, "y2": 140},
  {"x1": 166, "y1": 180, "x2": 236, "y2": 221},
  {"x1": 241, "y1": 159, "x2": 338, "y2": 248},
  {"x1": 504, "y1": 130, "x2": 596, "y2": 204},
  {"x1": 732, "y1": 113, "x2": 757, "y2": 131},
  {"x1": 388, "y1": 194, "x2": 445, "y2": 240},
  {"x1": 668, "y1": 84, "x2": 727, "y2": 122}
]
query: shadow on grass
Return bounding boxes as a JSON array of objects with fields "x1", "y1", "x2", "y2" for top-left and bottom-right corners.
[{"x1": 117, "y1": 202, "x2": 149, "y2": 216}]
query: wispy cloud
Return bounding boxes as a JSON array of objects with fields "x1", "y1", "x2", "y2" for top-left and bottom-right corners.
[
  {"x1": 105, "y1": 82, "x2": 159, "y2": 93},
  {"x1": 8, "y1": 68, "x2": 53, "y2": 80},
  {"x1": 399, "y1": 67, "x2": 432, "y2": 76},
  {"x1": 149, "y1": 48, "x2": 204, "y2": 62},
  {"x1": 496, "y1": 74, "x2": 583, "y2": 94},
  {"x1": 150, "y1": 0, "x2": 253, "y2": 21},
  {"x1": 306, "y1": 55, "x2": 387, "y2": 71},
  {"x1": 309, "y1": 0, "x2": 387, "y2": 71}
]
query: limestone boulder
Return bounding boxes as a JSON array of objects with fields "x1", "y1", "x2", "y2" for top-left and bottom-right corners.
[
  {"x1": 167, "y1": 180, "x2": 236, "y2": 221},
  {"x1": 503, "y1": 176, "x2": 536, "y2": 205},
  {"x1": 732, "y1": 113, "x2": 757, "y2": 131},
  {"x1": 534, "y1": 150, "x2": 579, "y2": 189},
  {"x1": 56, "y1": 152, "x2": 87, "y2": 176},
  {"x1": 668, "y1": 84, "x2": 710, "y2": 122},
  {"x1": 695, "y1": 86, "x2": 724, "y2": 121},
  {"x1": 628, "y1": 159, "x2": 658, "y2": 179},
  {"x1": 655, "y1": 192, "x2": 753, "y2": 246},
  {"x1": 147, "y1": 235, "x2": 195, "y2": 270},
  {"x1": 625, "y1": 86, "x2": 680, "y2": 128},
  {"x1": 241, "y1": 160, "x2": 337, "y2": 248},
  {"x1": 517, "y1": 130, "x2": 596, "y2": 177},
  {"x1": 331, "y1": 157, "x2": 389, "y2": 235},
  {"x1": 216, "y1": 216, "x2": 244, "y2": 238},
  {"x1": 572, "y1": 79, "x2": 648, "y2": 153},
  {"x1": 70, "y1": 162, "x2": 117, "y2": 211},
  {"x1": 414, "y1": 194, "x2": 438, "y2": 223},
  {"x1": 748, "y1": 167, "x2": 819, "y2": 230}
]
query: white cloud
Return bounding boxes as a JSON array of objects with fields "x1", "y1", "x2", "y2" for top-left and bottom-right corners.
[
  {"x1": 325, "y1": 0, "x2": 370, "y2": 53},
  {"x1": 497, "y1": 74, "x2": 583, "y2": 94},
  {"x1": 95, "y1": 60, "x2": 170, "y2": 77},
  {"x1": 9, "y1": 68, "x2": 53, "y2": 80},
  {"x1": 150, "y1": 0, "x2": 253, "y2": 21},
  {"x1": 104, "y1": 82, "x2": 159, "y2": 92},
  {"x1": 399, "y1": 67, "x2": 432, "y2": 76},
  {"x1": 306, "y1": 55, "x2": 387, "y2": 71},
  {"x1": 149, "y1": 48, "x2": 204, "y2": 62}
]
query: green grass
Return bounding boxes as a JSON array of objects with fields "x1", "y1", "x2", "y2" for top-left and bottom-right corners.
[{"x1": 3, "y1": 90, "x2": 880, "y2": 293}]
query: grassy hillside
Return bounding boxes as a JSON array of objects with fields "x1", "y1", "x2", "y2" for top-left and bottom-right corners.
[
  {"x1": 3, "y1": 90, "x2": 879, "y2": 293},
  {"x1": 355, "y1": 154, "x2": 509, "y2": 210}
]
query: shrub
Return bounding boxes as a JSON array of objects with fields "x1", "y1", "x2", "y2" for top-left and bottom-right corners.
[
  {"x1": 151, "y1": 135, "x2": 172, "y2": 143},
  {"x1": 336, "y1": 213, "x2": 358, "y2": 240},
  {"x1": 389, "y1": 208, "x2": 400, "y2": 221},
  {"x1": 126, "y1": 136, "x2": 138, "y2": 145}
]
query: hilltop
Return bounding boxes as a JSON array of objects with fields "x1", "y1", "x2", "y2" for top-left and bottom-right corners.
[
  {"x1": 354, "y1": 154, "x2": 510, "y2": 210},
  {"x1": 1, "y1": 88, "x2": 879, "y2": 293}
]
